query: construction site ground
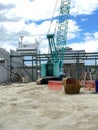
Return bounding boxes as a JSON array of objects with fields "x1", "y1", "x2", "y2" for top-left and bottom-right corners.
[{"x1": 0, "y1": 82, "x2": 98, "y2": 130}]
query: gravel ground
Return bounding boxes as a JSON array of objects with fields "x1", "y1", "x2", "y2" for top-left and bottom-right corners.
[{"x1": 0, "y1": 82, "x2": 98, "y2": 130}]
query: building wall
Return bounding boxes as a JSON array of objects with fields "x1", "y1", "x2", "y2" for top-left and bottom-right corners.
[
  {"x1": 63, "y1": 63, "x2": 85, "y2": 79},
  {"x1": 63, "y1": 47, "x2": 85, "y2": 64},
  {"x1": 0, "y1": 48, "x2": 25, "y2": 83},
  {"x1": 61, "y1": 47, "x2": 85, "y2": 79},
  {"x1": 0, "y1": 48, "x2": 10, "y2": 83}
]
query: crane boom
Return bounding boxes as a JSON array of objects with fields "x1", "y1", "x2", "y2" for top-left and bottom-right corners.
[
  {"x1": 47, "y1": 0, "x2": 71, "y2": 62},
  {"x1": 56, "y1": 0, "x2": 70, "y2": 46}
]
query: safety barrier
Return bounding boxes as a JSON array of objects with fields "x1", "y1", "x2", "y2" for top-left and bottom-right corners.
[
  {"x1": 48, "y1": 80, "x2": 62, "y2": 91},
  {"x1": 84, "y1": 81, "x2": 95, "y2": 90}
]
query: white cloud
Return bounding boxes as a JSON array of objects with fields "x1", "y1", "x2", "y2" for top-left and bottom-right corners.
[
  {"x1": 0, "y1": 42, "x2": 16, "y2": 52},
  {"x1": 3, "y1": 21, "x2": 25, "y2": 32},
  {"x1": 69, "y1": 32, "x2": 98, "y2": 52},
  {"x1": 0, "y1": 0, "x2": 59, "y2": 52},
  {"x1": 83, "y1": 33, "x2": 94, "y2": 41},
  {"x1": 71, "y1": 0, "x2": 98, "y2": 15},
  {"x1": 0, "y1": 0, "x2": 98, "y2": 53},
  {"x1": 94, "y1": 32, "x2": 98, "y2": 40},
  {"x1": 81, "y1": 18, "x2": 88, "y2": 22},
  {"x1": 38, "y1": 37, "x2": 49, "y2": 54},
  {"x1": 67, "y1": 20, "x2": 81, "y2": 40}
]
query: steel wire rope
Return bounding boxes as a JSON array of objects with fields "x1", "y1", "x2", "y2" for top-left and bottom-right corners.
[{"x1": 48, "y1": 0, "x2": 59, "y2": 33}]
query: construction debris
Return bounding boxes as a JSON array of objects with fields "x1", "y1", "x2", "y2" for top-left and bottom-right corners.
[{"x1": 22, "y1": 77, "x2": 29, "y2": 83}]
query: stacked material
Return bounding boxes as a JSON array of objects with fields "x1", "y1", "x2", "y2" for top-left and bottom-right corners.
[
  {"x1": 62, "y1": 78, "x2": 81, "y2": 94},
  {"x1": 36, "y1": 78, "x2": 48, "y2": 85},
  {"x1": 36, "y1": 78, "x2": 42, "y2": 85},
  {"x1": 22, "y1": 77, "x2": 29, "y2": 83}
]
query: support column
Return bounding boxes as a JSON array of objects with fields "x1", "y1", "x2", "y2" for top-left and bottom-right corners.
[
  {"x1": 76, "y1": 52, "x2": 80, "y2": 79},
  {"x1": 10, "y1": 54, "x2": 12, "y2": 82},
  {"x1": 32, "y1": 56, "x2": 34, "y2": 81}
]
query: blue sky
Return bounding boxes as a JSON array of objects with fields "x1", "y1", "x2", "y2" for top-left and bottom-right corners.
[
  {"x1": 25, "y1": 8, "x2": 98, "y2": 45},
  {"x1": 0, "y1": 0, "x2": 98, "y2": 53},
  {"x1": 68, "y1": 10, "x2": 98, "y2": 43}
]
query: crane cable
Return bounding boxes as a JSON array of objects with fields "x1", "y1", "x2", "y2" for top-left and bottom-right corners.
[{"x1": 48, "y1": 0, "x2": 59, "y2": 33}]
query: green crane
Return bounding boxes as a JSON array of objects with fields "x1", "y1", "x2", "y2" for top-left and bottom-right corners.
[{"x1": 41, "y1": 0, "x2": 71, "y2": 78}]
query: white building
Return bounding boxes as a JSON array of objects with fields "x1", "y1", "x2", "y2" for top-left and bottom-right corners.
[{"x1": 63, "y1": 46, "x2": 85, "y2": 64}]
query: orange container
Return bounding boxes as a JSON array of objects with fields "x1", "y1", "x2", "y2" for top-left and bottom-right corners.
[{"x1": 48, "y1": 80, "x2": 62, "y2": 91}]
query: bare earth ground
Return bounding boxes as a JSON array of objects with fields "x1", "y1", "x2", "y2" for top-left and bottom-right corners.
[{"x1": 0, "y1": 82, "x2": 98, "y2": 130}]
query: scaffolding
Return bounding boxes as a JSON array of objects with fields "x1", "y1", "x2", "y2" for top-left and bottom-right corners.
[{"x1": 9, "y1": 51, "x2": 98, "y2": 82}]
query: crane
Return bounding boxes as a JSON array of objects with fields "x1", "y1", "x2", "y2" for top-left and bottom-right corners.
[{"x1": 41, "y1": 0, "x2": 71, "y2": 79}]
